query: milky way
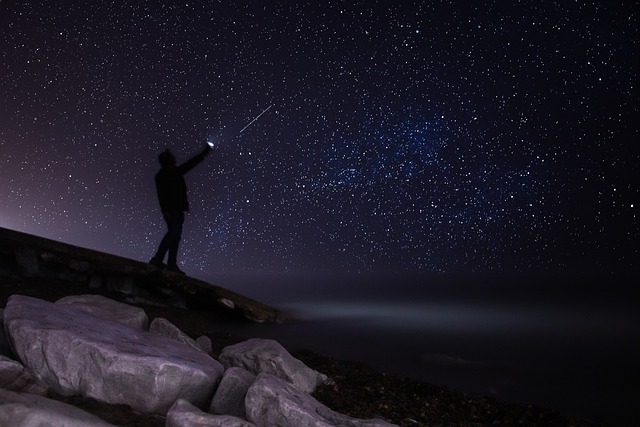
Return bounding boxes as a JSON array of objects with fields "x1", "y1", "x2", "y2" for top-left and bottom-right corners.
[{"x1": 1, "y1": 1, "x2": 638, "y2": 275}]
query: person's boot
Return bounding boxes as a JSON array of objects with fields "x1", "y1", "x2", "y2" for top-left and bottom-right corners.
[
  {"x1": 168, "y1": 264, "x2": 186, "y2": 275},
  {"x1": 149, "y1": 257, "x2": 166, "y2": 269}
]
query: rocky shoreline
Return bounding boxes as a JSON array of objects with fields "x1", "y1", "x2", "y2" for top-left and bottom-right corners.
[
  {"x1": 0, "y1": 276, "x2": 597, "y2": 427},
  {"x1": 2, "y1": 292, "x2": 397, "y2": 426}
]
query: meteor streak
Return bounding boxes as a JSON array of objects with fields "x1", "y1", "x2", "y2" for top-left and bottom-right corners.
[{"x1": 239, "y1": 104, "x2": 273, "y2": 133}]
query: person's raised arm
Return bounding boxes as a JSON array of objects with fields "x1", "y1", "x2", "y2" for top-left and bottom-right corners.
[{"x1": 177, "y1": 144, "x2": 212, "y2": 174}]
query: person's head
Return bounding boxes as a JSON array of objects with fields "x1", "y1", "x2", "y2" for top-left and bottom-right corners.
[{"x1": 158, "y1": 149, "x2": 176, "y2": 168}]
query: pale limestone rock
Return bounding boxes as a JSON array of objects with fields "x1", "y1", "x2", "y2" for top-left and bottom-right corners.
[
  {"x1": 219, "y1": 338, "x2": 326, "y2": 394},
  {"x1": 196, "y1": 335, "x2": 213, "y2": 354},
  {"x1": 0, "y1": 388, "x2": 115, "y2": 426},
  {"x1": 210, "y1": 367, "x2": 255, "y2": 418},
  {"x1": 167, "y1": 399, "x2": 256, "y2": 427},
  {"x1": 0, "y1": 355, "x2": 38, "y2": 391},
  {"x1": 4, "y1": 295, "x2": 224, "y2": 414},
  {"x1": 149, "y1": 317, "x2": 204, "y2": 353},
  {"x1": 245, "y1": 373, "x2": 398, "y2": 427},
  {"x1": 56, "y1": 294, "x2": 149, "y2": 330}
]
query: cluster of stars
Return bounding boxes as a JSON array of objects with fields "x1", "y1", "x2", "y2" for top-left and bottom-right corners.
[{"x1": 1, "y1": 1, "x2": 637, "y2": 276}]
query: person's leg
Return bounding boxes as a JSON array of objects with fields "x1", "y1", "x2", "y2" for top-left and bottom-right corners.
[
  {"x1": 166, "y1": 211, "x2": 185, "y2": 271},
  {"x1": 151, "y1": 211, "x2": 183, "y2": 267},
  {"x1": 151, "y1": 229, "x2": 171, "y2": 266}
]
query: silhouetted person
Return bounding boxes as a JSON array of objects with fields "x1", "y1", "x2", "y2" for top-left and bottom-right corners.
[{"x1": 150, "y1": 144, "x2": 212, "y2": 274}]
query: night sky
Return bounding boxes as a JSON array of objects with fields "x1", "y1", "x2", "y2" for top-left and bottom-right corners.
[{"x1": 1, "y1": 1, "x2": 638, "y2": 277}]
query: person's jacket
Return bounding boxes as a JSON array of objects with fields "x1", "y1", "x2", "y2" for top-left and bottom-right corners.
[{"x1": 155, "y1": 152, "x2": 207, "y2": 213}]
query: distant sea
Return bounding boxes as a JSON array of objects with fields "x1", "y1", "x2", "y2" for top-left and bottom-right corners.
[{"x1": 200, "y1": 272, "x2": 640, "y2": 426}]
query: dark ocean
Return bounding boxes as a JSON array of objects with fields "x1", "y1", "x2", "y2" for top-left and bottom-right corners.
[{"x1": 201, "y1": 273, "x2": 640, "y2": 426}]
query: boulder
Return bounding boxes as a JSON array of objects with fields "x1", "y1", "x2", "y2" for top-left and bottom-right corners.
[
  {"x1": 210, "y1": 367, "x2": 256, "y2": 418},
  {"x1": 0, "y1": 388, "x2": 115, "y2": 426},
  {"x1": 0, "y1": 355, "x2": 40, "y2": 392},
  {"x1": 0, "y1": 355, "x2": 25, "y2": 387},
  {"x1": 4, "y1": 295, "x2": 224, "y2": 414},
  {"x1": 56, "y1": 294, "x2": 149, "y2": 330},
  {"x1": 167, "y1": 399, "x2": 256, "y2": 427},
  {"x1": 196, "y1": 335, "x2": 213, "y2": 354},
  {"x1": 149, "y1": 317, "x2": 205, "y2": 353},
  {"x1": 219, "y1": 338, "x2": 326, "y2": 393},
  {"x1": 245, "y1": 373, "x2": 398, "y2": 427}
]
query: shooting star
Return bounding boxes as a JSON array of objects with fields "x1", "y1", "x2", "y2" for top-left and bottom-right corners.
[{"x1": 239, "y1": 104, "x2": 273, "y2": 133}]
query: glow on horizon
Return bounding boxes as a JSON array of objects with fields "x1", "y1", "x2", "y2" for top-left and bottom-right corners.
[{"x1": 278, "y1": 300, "x2": 639, "y2": 338}]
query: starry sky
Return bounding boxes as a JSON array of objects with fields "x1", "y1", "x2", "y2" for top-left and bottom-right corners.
[{"x1": 1, "y1": 1, "x2": 638, "y2": 277}]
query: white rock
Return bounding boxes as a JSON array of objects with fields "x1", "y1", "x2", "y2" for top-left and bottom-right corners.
[
  {"x1": 196, "y1": 335, "x2": 213, "y2": 354},
  {"x1": 219, "y1": 338, "x2": 326, "y2": 394},
  {"x1": 0, "y1": 355, "x2": 33, "y2": 391},
  {"x1": 0, "y1": 388, "x2": 115, "y2": 426},
  {"x1": 210, "y1": 367, "x2": 255, "y2": 418},
  {"x1": 149, "y1": 317, "x2": 204, "y2": 353},
  {"x1": 4, "y1": 295, "x2": 224, "y2": 414},
  {"x1": 56, "y1": 294, "x2": 149, "y2": 330},
  {"x1": 245, "y1": 373, "x2": 398, "y2": 427},
  {"x1": 167, "y1": 399, "x2": 256, "y2": 427},
  {"x1": 217, "y1": 298, "x2": 235, "y2": 309},
  {"x1": 0, "y1": 355, "x2": 46, "y2": 395}
]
